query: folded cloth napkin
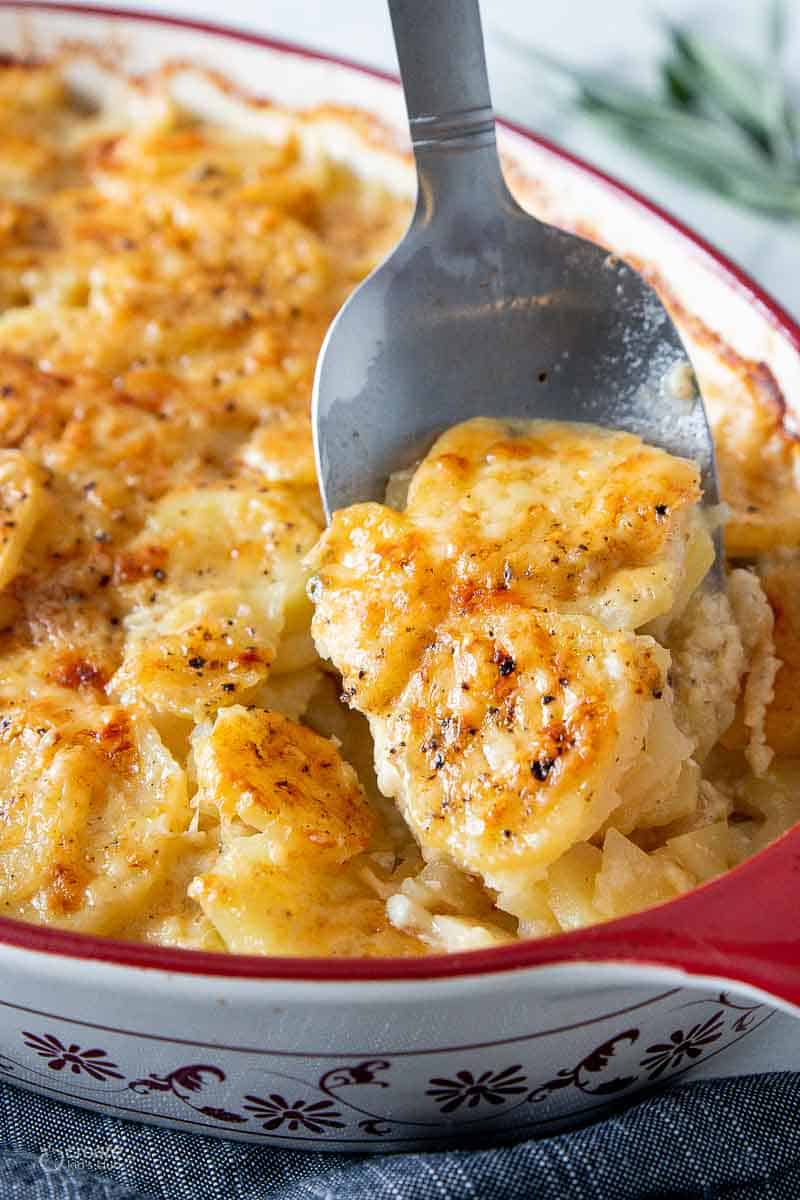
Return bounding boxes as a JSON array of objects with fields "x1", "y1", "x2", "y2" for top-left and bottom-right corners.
[{"x1": 2, "y1": 1072, "x2": 800, "y2": 1200}]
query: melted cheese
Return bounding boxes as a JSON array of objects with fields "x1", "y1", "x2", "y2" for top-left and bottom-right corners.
[
  {"x1": 188, "y1": 705, "x2": 419, "y2": 956},
  {"x1": 372, "y1": 605, "x2": 682, "y2": 925},
  {"x1": 0, "y1": 680, "x2": 191, "y2": 934},
  {"x1": 190, "y1": 834, "x2": 422, "y2": 957},
  {"x1": 192, "y1": 705, "x2": 374, "y2": 864},
  {"x1": 0, "y1": 60, "x2": 797, "y2": 956},
  {"x1": 0, "y1": 62, "x2": 414, "y2": 953},
  {"x1": 311, "y1": 419, "x2": 704, "y2": 926},
  {"x1": 405, "y1": 418, "x2": 713, "y2": 629},
  {"x1": 0, "y1": 450, "x2": 43, "y2": 590}
]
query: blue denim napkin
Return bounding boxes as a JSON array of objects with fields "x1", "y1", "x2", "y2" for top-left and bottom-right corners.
[{"x1": 2, "y1": 1072, "x2": 799, "y2": 1199}]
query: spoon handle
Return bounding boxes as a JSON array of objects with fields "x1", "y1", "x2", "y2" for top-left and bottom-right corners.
[{"x1": 387, "y1": 0, "x2": 497, "y2": 152}]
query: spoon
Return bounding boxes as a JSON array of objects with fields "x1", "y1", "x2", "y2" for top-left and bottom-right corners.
[
  {"x1": 308, "y1": 2, "x2": 800, "y2": 1018},
  {"x1": 312, "y1": 0, "x2": 720, "y2": 532}
]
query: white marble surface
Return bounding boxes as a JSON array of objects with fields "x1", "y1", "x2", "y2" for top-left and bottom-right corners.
[{"x1": 80, "y1": 0, "x2": 800, "y2": 320}]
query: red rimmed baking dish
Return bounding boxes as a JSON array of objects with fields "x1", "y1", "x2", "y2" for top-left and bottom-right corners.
[{"x1": 0, "y1": 0, "x2": 798, "y2": 1150}]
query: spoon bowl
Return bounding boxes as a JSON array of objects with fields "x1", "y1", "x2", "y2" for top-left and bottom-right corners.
[{"x1": 313, "y1": 0, "x2": 720, "y2": 527}]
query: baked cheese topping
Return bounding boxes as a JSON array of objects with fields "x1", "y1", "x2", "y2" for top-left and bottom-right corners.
[
  {"x1": 310, "y1": 401, "x2": 797, "y2": 947},
  {"x1": 404, "y1": 418, "x2": 713, "y2": 629},
  {"x1": 311, "y1": 420, "x2": 704, "y2": 927},
  {"x1": 0, "y1": 61, "x2": 420, "y2": 955},
  {"x1": 0, "y1": 60, "x2": 797, "y2": 955}
]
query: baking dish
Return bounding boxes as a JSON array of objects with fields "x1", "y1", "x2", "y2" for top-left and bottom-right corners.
[{"x1": 0, "y1": 1, "x2": 798, "y2": 1150}]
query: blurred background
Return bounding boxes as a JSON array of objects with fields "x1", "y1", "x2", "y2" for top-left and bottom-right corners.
[{"x1": 89, "y1": 0, "x2": 800, "y2": 317}]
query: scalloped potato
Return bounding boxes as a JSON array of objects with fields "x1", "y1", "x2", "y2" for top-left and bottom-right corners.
[
  {"x1": 404, "y1": 418, "x2": 713, "y2": 629},
  {"x1": 311, "y1": 419, "x2": 714, "y2": 932},
  {"x1": 0, "y1": 59, "x2": 797, "y2": 956}
]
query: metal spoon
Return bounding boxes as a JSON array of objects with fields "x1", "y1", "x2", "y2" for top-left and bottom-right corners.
[{"x1": 312, "y1": 0, "x2": 720, "y2": 535}]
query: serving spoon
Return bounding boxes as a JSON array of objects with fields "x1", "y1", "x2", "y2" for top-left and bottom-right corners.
[
  {"x1": 309, "y1": 0, "x2": 800, "y2": 1022},
  {"x1": 308, "y1": 1, "x2": 800, "y2": 1017},
  {"x1": 312, "y1": 0, "x2": 720, "y2": 528}
]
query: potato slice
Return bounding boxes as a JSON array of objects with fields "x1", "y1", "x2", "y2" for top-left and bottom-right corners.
[
  {"x1": 190, "y1": 834, "x2": 421, "y2": 957},
  {"x1": 112, "y1": 587, "x2": 283, "y2": 719},
  {"x1": 405, "y1": 418, "x2": 711, "y2": 630},
  {"x1": 309, "y1": 503, "x2": 448, "y2": 711},
  {"x1": 546, "y1": 843, "x2": 604, "y2": 931},
  {"x1": 189, "y1": 705, "x2": 420, "y2": 957},
  {"x1": 0, "y1": 691, "x2": 191, "y2": 935},
  {"x1": 595, "y1": 829, "x2": 691, "y2": 919},
  {"x1": 192, "y1": 705, "x2": 373, "y2": 865},
  {"x1": 0, "y1": 450, "x2": 42, "y2": 591},
  {"x1": 370, "y1": 603, "x2": 679, "y2": 925}
]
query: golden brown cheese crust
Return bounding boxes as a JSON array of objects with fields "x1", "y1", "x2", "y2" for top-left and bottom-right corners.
[
  {"x1": 0, "y1": 682, "x2": 190, "y2": 933},
  {"x1": 311, "y1": 419, "x2": 701, "y2": 923},
  {"x1": 0, "y1": 59, "x2": 798, "y2": 955},
  {"x1": 310, "y1": 504, "x2": 449, "y2": 712},
  {"x1": 193, "y1": 706, "x2": 374, "y2": 864},
  {"x1": 0, "y1": 62, "x2": 413, "y2": 951},
  {"x1": 189, "y1": 705, "x2": 420, "y2": 957},
  {"x1": 111, "y1": 482, "x2": 321, "y2": 718},
  {"x1": 405, "y1": 418, "x2": 709, "y2": 628},
  {"x1": 310, "y1": 420, "x2": 710, "y2": 719},
  {"x1": 372, "y1": 601, "x2": 671, "y2": 913},
  {"x1": 0, "y1": 449, "x2": 43, "y2": 590}
]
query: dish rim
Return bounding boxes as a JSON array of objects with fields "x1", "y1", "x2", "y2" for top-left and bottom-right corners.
[{"x1": 0, "y1": 0, "x2": 798, "y2": 985}]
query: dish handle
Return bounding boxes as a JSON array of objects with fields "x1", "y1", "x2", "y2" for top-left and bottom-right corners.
[{"x1": 542, "y1": 824, "x2": 800, "y2": 1016}]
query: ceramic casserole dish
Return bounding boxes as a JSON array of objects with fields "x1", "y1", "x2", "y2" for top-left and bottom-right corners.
[{"x1": 0, "y1": 1, "x2": 799, "y2": 1151}]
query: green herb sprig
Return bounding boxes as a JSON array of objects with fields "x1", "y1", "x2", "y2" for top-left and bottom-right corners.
[{"x1": 502, "y1": 2, "x2": 800, "y2": 218}]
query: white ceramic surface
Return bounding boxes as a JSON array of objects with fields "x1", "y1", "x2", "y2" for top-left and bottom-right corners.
[
  {"x1": 0, "y1": 3, "x2": 798, "y2": 1150},
  {"x1": 0, "y1": 948, "x2": 785, "y2": 1150}
]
